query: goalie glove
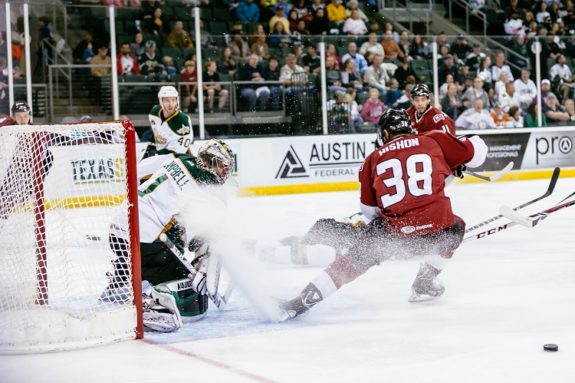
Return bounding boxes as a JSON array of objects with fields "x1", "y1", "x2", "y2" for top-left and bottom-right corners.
[{"x1": 453, "y1": 165, "x2": 466, "y2": 179}]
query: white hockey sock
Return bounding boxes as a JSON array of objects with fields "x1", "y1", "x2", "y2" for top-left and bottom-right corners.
[
  {"x1": 424, "y1": 253, "x2": 449, "y2": 271},
  {"x1": 311, "y1": 271, "x2": 338, "y2": 300}
]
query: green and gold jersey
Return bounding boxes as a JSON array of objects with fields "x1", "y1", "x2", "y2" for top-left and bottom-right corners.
[
  {"x1": 136, "y1": 154, "x2": 219, "y2": 243},
  {"x1": 148, "y1": 104, "x2": 194, "y2": 155}
]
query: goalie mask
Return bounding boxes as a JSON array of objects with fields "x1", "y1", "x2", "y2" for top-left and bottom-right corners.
[
  {"x1": 197, "y1": 139, "x2": 234, "y2": 183},
  {"x1": 377, "y1": 108, "x2": 414, "y2": 146},
  {"x1": 158, "y1": 85, "x2": 179, "y2": 112}
]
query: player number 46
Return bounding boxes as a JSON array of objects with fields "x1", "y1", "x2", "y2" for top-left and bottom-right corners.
[{"x1": 376, "y1": 154, "x2": 433, "y2": 208}]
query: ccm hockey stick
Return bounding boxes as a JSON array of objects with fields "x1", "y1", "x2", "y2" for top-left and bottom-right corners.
[
  {"x1": 500, "y1": 190, "x2": 575, "y2": 228},
  {"x1": 159, "y1": 233, "x2": 229, "y2": 308},
  {"x1": 464, "y1": 190, "x2": 575, "y2": 242},
  {"x1": 464, "y1": 161, "x2": 514, "y2": 182},
  {"x1": 464, "y1": 167, "x2": 560, "y2": 234}
]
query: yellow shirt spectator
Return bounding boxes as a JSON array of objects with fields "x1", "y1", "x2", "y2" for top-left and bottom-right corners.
[{"x1": 326, "y1": 0, "x2": 347, "y2": 23}]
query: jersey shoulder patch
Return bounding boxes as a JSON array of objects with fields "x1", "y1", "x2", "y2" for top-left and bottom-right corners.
[{"x1": 167, "y1": 112, "x2": 193, "y2": 136}]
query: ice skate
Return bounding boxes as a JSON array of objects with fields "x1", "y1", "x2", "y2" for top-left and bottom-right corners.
[
  {"x1": 278, "y1": 283, "x2": 323, "y2": 320},
  {"x1": 408, "y1": 262, "x2": 445, "y2": 302}
]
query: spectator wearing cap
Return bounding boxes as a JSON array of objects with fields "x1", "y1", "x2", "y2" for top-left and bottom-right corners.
[
  {"x1": 543, "y1": 92, "x2": 571, "y2": 126},
  {"x1": 451, "y1": 34, "x2": 473, "y2": 63},
  {"x1": 514, "y1": 67, "x2": 537, "y2": 110},
  {"x1": 549, "y1": 54, "x2": 575, "y2": 102},
  {"x1": 381, "y1": 31, "x2": 404, "y2": 61},
  {"x1": 343, "y1": 9, "x2": 367, "y2": 35},
  {"x1": 138, "y1": 40, "x2": 165, "y2": 77},
  {"x1": 541, "y1": 79, "x2": 553, "y2": 104},
  {"x1": 456, "y1": 98, "x2": 497, "y2": 130},
  {"x1": 341, "y1": 42, "x2": 368, "y2": 75},
  {"x1": 326, "y1": 0, "x2": 348, "y2": 26},
  {"x1": 491, "y1": 51, "x2": 514, "y2": 84},
  {"x1": 269, "y1": 5, "x2": 291, "y2": 33},
  {"x1": 236, "y1": 0, "x2": 260, "y2": 22},
  {"x1": 9, "y1": 102, "x2": 32, "y2": 125}
]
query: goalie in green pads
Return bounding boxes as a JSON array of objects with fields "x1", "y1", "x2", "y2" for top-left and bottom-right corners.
[{"x1": 101, "y1": 139, "x2": 234, "y2": 332}]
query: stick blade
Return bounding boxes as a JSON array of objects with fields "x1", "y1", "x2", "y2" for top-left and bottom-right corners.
[{"x1": 499, "y1": 205, "x2": 539, "y2": 228}]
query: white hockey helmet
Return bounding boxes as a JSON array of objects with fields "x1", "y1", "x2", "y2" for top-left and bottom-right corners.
[
  {"x1": 197, "y1": 139, "x2": 234, "y2": 183},
  {"x1": 158, "y1": 85, "x2": 179, "y2": 107}
]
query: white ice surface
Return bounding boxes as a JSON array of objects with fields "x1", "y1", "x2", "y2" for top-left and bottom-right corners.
[{"x1": 1, "y1": 176, "x2": 575, "y2": 383}]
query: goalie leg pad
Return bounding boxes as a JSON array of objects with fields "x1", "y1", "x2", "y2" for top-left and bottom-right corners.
[{"x1": 154, "y1": 278, "x2": 209, "y2": 319}]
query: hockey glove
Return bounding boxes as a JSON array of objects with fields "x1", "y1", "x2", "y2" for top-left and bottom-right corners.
[
  {"x1": 453, "y1": 165, "x2": 466, "y2": 179},
  {"x1": 188, "y1": 237, "x2": 210, "y2": 259},
  {"x1": 142, "y1": 143, "x2": 158, "y2": 159}
]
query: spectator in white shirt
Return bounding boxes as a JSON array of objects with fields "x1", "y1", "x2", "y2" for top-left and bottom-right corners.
[
  {"x1": 363, "y1": 54, "x2": 389, "y2": 93},
  {"x1": 456, "y1": 98, "x2": 497, "y2": 129},
  {"x1": 491, "y1": 51, "x2": 514, "y2": 84},
  {"x1": 549, "y1": 54, "x2": 575, "y2": 102},
  {"x1": 359, "y1": 32, "x2": 385, "y2": 58},
  {"x1": 497, "y1": 81, "x2": 521, "y2": 113},
  {"x1": 343, "y1": 10, "x2": 368, "y2": 35},
  {"x1": 513, "y1": 67, "x2": 538, "y2": 110}
]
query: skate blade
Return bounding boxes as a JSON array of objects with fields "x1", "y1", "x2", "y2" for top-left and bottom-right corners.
[{"x1": 408, "y1": 292, "x2": 441, "y2": 303}]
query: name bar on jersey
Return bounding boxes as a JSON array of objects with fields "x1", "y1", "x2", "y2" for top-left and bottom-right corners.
[{"x1": 378, "y1": 138, "x2": 420, "y2": 155}]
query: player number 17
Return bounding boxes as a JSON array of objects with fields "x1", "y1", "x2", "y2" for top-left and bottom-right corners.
[{"x1": 376, "y1": 154, "x2": 433, "y2": 208}]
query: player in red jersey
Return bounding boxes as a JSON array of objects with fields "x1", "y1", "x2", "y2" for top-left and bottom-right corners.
[
  {"x1": 279, "y1": 109, "x2": 487, "y2": 319},
  {"x1": 407, "y1": 83, "x2": 456, "y2": 135}
]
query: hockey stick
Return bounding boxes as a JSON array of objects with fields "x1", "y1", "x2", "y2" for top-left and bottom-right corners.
[
  {"x1": 500, "y1": 192, "x2": 575, "y2": 228},
  {"x1": 464, "y1": 167, "x2": 560, "y2": 234},
  {"x1": 159, "y1": 233, "x2": 228, "y2": 309},
  {"x1": 464, "y1": 161, "x2": 514, "y2": 182},
  {"x1": 464, "y1": 191, "x2": 575, "y2": 242}
]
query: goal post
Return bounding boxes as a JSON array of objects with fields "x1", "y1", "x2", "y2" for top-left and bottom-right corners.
[{"x1": 0, "y1": 120, "x2": 143, "y2": 353}]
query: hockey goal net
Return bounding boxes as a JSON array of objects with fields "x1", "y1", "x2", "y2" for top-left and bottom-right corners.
[{"x1": 0, "y1": 120, "x2": 142, "y2": 353}]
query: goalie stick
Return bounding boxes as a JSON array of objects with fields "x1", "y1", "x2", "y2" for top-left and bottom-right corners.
[
  {"x1": 464, "y1": 161, "x2": 514, "y2": 182},
  {"x1": 159, "y1": 233, "x2": 230, "y2": 309},
  {"x1": 464, "y1": 190, "x2": 575, "y2": 242},
  {"x1": 464, "y1": 167, "x2": 560, "y2": 234}
]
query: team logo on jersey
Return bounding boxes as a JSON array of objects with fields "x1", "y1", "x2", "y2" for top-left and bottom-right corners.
[
  {"x1": 177, "y1": 125, "x2": 190, "y2": 135},
  {"x1": 153, "y1": 128, "x2": 167, "y2": 144},
  {"x1": 275, "y1": 145, "x2": 309, "y2": 179},
  {"x1": 433, "y1": 114, "x2": 445, "y2": 123},
  {"x1": 400, "y1": 226, "x2": 416, "y2": 234}
]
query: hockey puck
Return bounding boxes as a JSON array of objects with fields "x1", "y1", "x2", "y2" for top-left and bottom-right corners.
[{"x1": 543, "y1": 344, "x2": 558, "y2": 352}]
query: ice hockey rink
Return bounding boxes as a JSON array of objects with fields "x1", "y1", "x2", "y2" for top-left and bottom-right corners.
[{"x1": 1, "y1": 175, "x2": 575, "y2": 383}]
